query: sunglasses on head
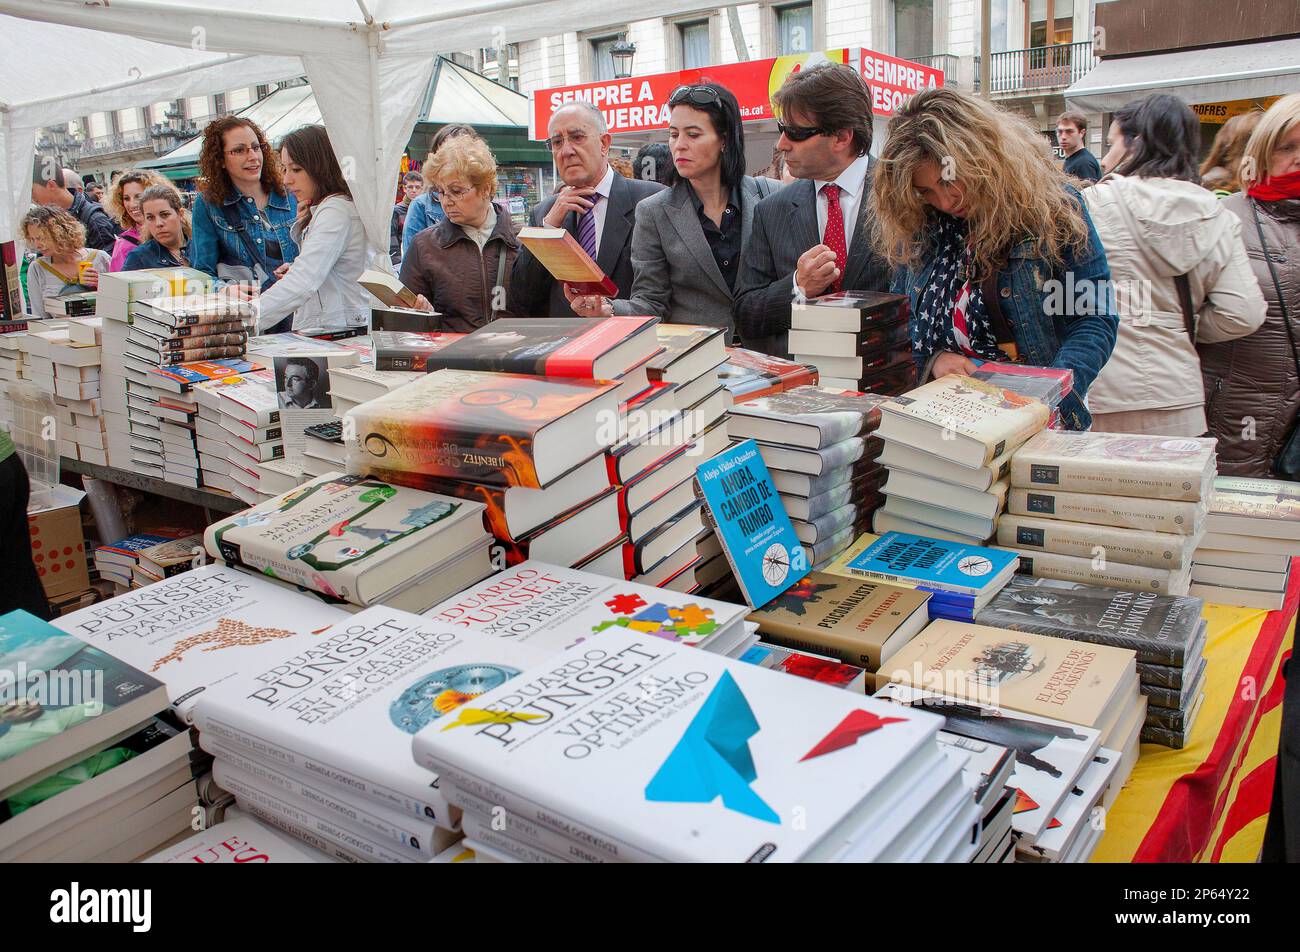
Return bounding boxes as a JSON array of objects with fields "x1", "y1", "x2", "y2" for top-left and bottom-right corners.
[
  {"x1": 777, "y1": 120, "x2": 829, "y2": 142},
  {"x1": 669, "y1": 85, "x2": 723, "y2": 108}
]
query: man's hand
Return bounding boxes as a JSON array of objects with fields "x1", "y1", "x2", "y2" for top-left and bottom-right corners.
[
  {"x1": 543, "y1": 187, "x2": 597, "y2": 229},
  {"x1": 795, "y1": 244, "x2": 839, "y2": 299},
  {"x1": 412, "y1": 293, "x2": 434, "y2": 313},
  {"x1": 931, "y1": 351, "x2": 979, "y2": 379},
  {"x1": 563, "y1": 283, "x2": 612, "y2": 317}
]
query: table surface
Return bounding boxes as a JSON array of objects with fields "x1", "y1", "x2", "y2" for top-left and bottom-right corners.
[
  {"x1": 61, "y1": 457, "x2": 248, "y2": 514},
  {"x1": 1094, "y1": 561, "x2": 1297, "y2": 863}
]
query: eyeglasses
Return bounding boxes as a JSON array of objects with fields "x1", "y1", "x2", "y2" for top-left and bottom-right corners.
[
  {"x1": 225, "y1": 144, "x2": 266, "y2": 158},
  {"x1": 544, "y1": 130, "x2": 591, "y2": 152},
  {"x1": 669, "y1": 85, "x2": 722, "y2": 108},
  {"x1": 431, "y1": 184, "x2": 476, "y2": 203},
  {"x1": 777, "y1": 121, "x2": 829, "y2": 142}
]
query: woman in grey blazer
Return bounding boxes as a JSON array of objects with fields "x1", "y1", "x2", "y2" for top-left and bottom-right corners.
[{"x1": 567, "y1": 82, "x2": 779, "y2": 341}]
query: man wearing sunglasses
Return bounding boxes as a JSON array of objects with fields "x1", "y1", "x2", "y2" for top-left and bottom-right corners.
[
  {"x1": 734, "y1": 63, "x2": 891, "y2": 359},
  {"x1": 511, "y1": 101, "x2": 664, "y2": 317}
]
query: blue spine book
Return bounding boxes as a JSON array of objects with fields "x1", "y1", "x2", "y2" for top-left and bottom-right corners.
[
  {"x1": 843, "y1": 532, "x2": 1018, "y2": 598},
  {"x1": 696, "y1": 439, "x2": 804, "y2": 609}
]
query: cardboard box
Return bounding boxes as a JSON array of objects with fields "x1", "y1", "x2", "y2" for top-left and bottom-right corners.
[{"x1": 27, "y1": 483, "x2": 90, "y2": 598}]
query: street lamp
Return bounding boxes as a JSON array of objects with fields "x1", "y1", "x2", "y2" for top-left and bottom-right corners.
[{"x1": 611, "y1": 35, "x2": 637, "y2": 79}]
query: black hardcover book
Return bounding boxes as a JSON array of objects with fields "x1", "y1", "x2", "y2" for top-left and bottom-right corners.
[{"x1": 975, "y1": 575, "x2": 1203, "y2": 666}]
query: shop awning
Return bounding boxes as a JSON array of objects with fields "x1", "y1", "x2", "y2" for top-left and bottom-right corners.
[{"x1": 1066, "y1": 37, "x2": 1300, "y2": 113}]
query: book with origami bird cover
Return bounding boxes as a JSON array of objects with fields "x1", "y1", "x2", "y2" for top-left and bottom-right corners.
[{"x1": 411, "y1": 626, "x2": 948, "y2": 863}]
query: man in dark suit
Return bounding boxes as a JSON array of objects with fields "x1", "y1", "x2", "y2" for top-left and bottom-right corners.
[
  {"x1": 733, "y1": 64, "x2": 891, "y2": 358},
  {"x1": 511, "y1": 101, "x2": 664, "y2": 317}
]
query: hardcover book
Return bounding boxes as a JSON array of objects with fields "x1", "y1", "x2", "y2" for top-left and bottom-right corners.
[
  {"x1": 696, "y1": 440, "x2": 804, "y2": 609},
  {"x1": 829, "y1": 531, "x2": 1019, "y2": 602},
  {"x1": 999, "y1": 546, "x2": 1192, "y2": 597},
  {"x1": 716, "y1": 347, "x2": 819, "y2": 401},
  {"x1": 727, "y1": 386, "x2": 887, "y2": 449},
  {"x1": 1007, "y1": 487, "x2": 1205, "y2": 536},
  {"x1": 423, "y1": 316, "x2": 658, "y2": 381},
  {"x1": 53, "y1": 566, "x2": 348, "y2": 721},
  {"x1": 131, "y1": 295, "x2": 254, "y2": 328},
  {"x1": 1010, "y1": 431, "x2": 1216, "y2": 502},
  {"x1": 876, "y1": 375, "x2": 1050, "y2": 468},
  {"x1": 371, "y1": 331, "x2": 466, "y2": 372},
  {"x1": 975, "y1": 576, "x2": 1204, "y2": 666},
  {"x1": 144, "y1": 808, "x2": 337, "y2": 863},
  {"x1": 646, "y1": 324, "x2": 726, "y2": 384},
  {"x1": 136, "y1": 533, "x2": 206, "y2": 580},
  {"x1": 517, "y1": 226, "x2": 618, "y2": 296},
  {"x1": 879, "y1": 619, "x2": 1138, "y2": 732},
  {"x1": 789, "y1": 290, "x2": 910, "y2": 333},
  {"x1": 970, "y1": 362, "x2": 1072, "y2": 409},
  {"x1": 745, "y1": 572, "x2": 930, "y2": 670},
  {"x1": 204, "y1": 473, "x2": 488, "y2": 608},
  {"x1": 193, "y1": 606, "x2": 548, "y2": 829},
  {"x1": 422, "y1": 560, "x2": 750, "y2": 656},
  {"x1": 997, "y1": 513, "x2": 1199, "y2": 571},
  {"x1": 357, "y1": 269, "x2": 420, "y2": 309},
  {"x1": 411, "y1": 627, "x2": 950, "y2": 863},
  {"x1": 344, "y1": 368, "x2": 620, "y2": 489}
]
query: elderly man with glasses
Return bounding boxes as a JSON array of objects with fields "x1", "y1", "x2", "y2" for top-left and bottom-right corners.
[
  {"x1": 510, "y1": 101, "x2": 665, "y2": 317},
  {"x1": 733, "y1": 63, "x2": 892, "y2": 360}
]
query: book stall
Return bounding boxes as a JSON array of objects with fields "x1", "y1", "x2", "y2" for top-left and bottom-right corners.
[{"x1": 3, "y1": 270, "x2": 1295, "y2": 872}]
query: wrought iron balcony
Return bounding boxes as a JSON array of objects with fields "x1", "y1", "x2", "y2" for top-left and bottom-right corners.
[{"x1": 988, "y1": 40, "x2": 1096, "y2": 95}]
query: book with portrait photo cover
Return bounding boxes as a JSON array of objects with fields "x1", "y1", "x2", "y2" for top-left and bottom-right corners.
[{"x1": 517, "y1": 226, "x2": 618, "y2": 296}]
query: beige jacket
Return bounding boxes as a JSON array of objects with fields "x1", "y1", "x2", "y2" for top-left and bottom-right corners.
[{"x1": 1083, "y1": 175, "x2": 1266, "y2": 423}]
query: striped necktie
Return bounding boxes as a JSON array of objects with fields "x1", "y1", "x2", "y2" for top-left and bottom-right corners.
[{"x1": 577, "y1": 193, "x2": 602, "y2": 260}]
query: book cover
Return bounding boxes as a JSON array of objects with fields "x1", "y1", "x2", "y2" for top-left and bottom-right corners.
[
  {"x1": 970, "y1": 361, "x2": 1072, "y2": 408},
  {"x1": 137, "y1": 534, "x2": 206, "y2": 579},
  {"x1": 746, "y1": 573, "x2": 930, "y2": 670},
  {"x1": 411, "y1": 627, "x2": 947, "y2": 863},
  {"x1": 143, "y1": 808, "x2": 337, "y2": 863},
  {"x1": 357, "y1": 269, "x2": 419, "y2": 309},
  {"x1": 193, "y1": 606, "x2": 549, "y2": 828},
  {"x1": 1001, "y1": 546, "x2": 1192, "y2": 597},
  {"x1": 53, "y1": 566, "x2": 348, "y2": 722},
  {"x1": 696, "y1": 440, "x2": 804, "y2": 609},
  {"x1": 1017, "y1": 748, "x2": 1117, "y2": 860},
  {"x1": 204, "y1": 473, "x2": 486, "y2": 606},
  {"x1": 371, "y1": 331, "x2": 466, "y2": 372},
  {"x1": 344, "y1": 368, "x2": 619, "y2": 489},
  {"x1": 728, "y1": 386, "x2": 887, "y2": 449},
  {"x1": 422, "y1": 317, "x2": 656, "y2": 379},
  {"x1": 422, "y1": 560, "x2": 749, "y2": 655},
  {"x1": 997, "y1": 513, "x2": 1199, "y2": 571},
  {"x1": 716, "y1": 347, "x2": 819, "y2": 401},
  {"x1": 97, "y1": 529, "x2": 193, "y2": 564},
  {"x1": 974, "y1": 576, "x2": 1204, "y2": 666},
  {"x1": 1008, "y1": 487, "x2": 1205, "y2": 536},
  {"x1": 131, "y1": 295, "x2": 254, "y2": 327},
  {"x1": 1010, "y1": 431, "x2": 1216, "y2": 502},
  {"x1": 790, "y1": 290, "x2": 910, "y2": 331},
  {"x1": 646, "y1": 324, "x2": 725, "y2": 382},
  {"x1": 878, "y1": 375, "x2": 1050, "y2": 465},
  {"x1": 880, "y1": 619, "x2": 1138, "y2": 730},
  {"x1": 150, "y1": 359, "x2": 257, "y2": 393},
  {"x1": 516, "y1": 226, "x2": 618, "y2": 295},
  {"x1": 831, "y1": 531, "x2": 1019, "y2": 599},
  {"x1": 751, "y1": 645, "x2": 868, "y2": 693},
  {"x1": 1205, "y1": 476, "x2": 1300, "y2": 537}
]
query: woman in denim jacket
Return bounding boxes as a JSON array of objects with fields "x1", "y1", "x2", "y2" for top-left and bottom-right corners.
[
  {"x1": 190, "y1": 116, "x2": 298, "y2": 289},
  {"x1": 872, "y1": 88, "x2": 1117, "y2": 430}
]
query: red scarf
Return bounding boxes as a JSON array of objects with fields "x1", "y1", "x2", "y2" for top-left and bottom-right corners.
[{"x1": 1248, "y1": 169, "x2": 1300, "y2": 202}]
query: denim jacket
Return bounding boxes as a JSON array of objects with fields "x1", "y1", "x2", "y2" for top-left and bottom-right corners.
[
  {"x1": 190, "y1": 188, "x2": 298, "y2": 288},
  {"x1": 400, "y1": 192, "x2": 445, "y2": 258},
  {"x1": 893, "y1": 189, "x2": 1117, "y2": 430},
  {"x1": 123, "y1": 239, "x2": 190, "y2": 271}
]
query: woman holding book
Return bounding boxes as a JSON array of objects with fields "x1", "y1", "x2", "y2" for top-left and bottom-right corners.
[
  {"x1": 105, "y1": 169, "x2": 167, "y2": 271},
  {"x1": 871, "y1": 87, "x2": 1117, "y2": 430},
  {"x1": 123, "y1": 185, "x2": 193, "y2": 270},
  {"x1": 564, "y1": 81, "x2": 779, "y2": 340},
  {"x1": 190, "y1": 116, "x2": 299, "y2": 290},
  {"x1": 1199, "y1": 94, "x2": 1300, "y2": 478},
  {"x1": 399, "y1": 134, "x2": 520, "y2": 331},
  {"x1": 20, "y1": 206, "x2": 110, "y2": 320},
  {"x1": 249, "y1": 124, "x2": 371, "y2": 335},
  {"x1": 1082, "y1": 94, "x2": 1266, "y2": 437}
]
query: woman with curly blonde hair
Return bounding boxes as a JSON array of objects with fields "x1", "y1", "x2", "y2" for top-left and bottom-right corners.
[
  {"x1": 189, "y1": 115, "x2": 298, "y2": 290},
  {"x1": 105, "y1": 169, "x2": 168, "y2": 271},
  {"x1": 21, "y1": 206, "x2": 110, "y2": 319},
  {"x1": 872, "y1": 87, "x2": 1117, "y2": 429}
]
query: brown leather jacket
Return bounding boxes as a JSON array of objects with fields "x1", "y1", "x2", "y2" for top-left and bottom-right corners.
[
  {"x1": 1199, "y1": 195, "x2": 1300, "y2": 477},
  {"x1": 398, "y1": 202, "x2": 520, "y2": 332}
]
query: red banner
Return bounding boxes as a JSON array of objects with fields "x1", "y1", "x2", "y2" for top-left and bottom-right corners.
[{"x1": 859, "y1": 49, "x2": 945, "y2": 117}]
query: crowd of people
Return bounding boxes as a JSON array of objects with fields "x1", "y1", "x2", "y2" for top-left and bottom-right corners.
[{"x1": 20, "y1": 67, "x2": 1300, "y2": 479}]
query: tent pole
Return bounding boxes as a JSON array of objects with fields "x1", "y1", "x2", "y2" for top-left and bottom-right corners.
[{"x1": 368, "y1": 26, "x2": 388, "y2": 261}]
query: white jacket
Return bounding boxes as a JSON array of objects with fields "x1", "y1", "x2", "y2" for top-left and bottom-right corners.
[
  {"x1": 255, "y1": 194, "x2": 373, "y2": 333},
  {"x1": 1084, "y1": 175, "x2": 1267, "y2": 416}
]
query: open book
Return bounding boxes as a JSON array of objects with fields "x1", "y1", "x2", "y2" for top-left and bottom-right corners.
[
  {"x1": 518, "y1": 226, "x2": 618, "y2": 296},
  {"x1": 357, "y1": 269, "x2": 419, "y2": 309}
]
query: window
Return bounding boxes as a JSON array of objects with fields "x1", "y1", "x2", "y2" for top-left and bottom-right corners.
[
  {"x1": 226, "y1": 87, "x2": 252, "y2": 111},
  {"x1": 186, "y1": 96, "x2": 210, "y2": 120},
  {"x1": 88, "y1": 113, "x2": 110, "y2": 139},
  {"x1": 777, "y1": 3, "x2": 813, "y2": 55},
  {"x1": 116, "y1": 108, "x2": 142, "y2": 133},
  {"x1": 680, "y1": 21, "x2": 710, "y2": 69},
  {"x1": 591, "y1": 36, "x2": 619, "y2": 81},
  {"x1": 1028, "y1": 0, "x2": 1073, "y2": 48},
  {"x1": 893, "y1": 0, "x2": 934, "y2": 61}
]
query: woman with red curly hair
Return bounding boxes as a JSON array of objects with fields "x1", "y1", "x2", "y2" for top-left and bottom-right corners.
[{"x1": 189, "y1": 115, "x2": 298, "y2": 292}]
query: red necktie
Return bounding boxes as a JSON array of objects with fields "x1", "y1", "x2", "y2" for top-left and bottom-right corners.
[{"x1": 822, "y1": 183, "x2": 847, "y2": 293}]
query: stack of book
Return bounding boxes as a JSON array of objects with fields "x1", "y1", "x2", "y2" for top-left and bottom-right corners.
[
  {"x1": 787, "y1": 291, "x2": 915, "y2": 394},
  {"x1": 646, "y1": 324, "x2": 728, "y2": 434},
  {"x1": 729, "y1": 386, "x2": 890, "y2": 568},
  {"x1": 412, "y1": 626, "x2": 979, "y2": 862},
  {"x1": 0, "y1": 608, "x2": 204, "y2": 863},
  {"x1": 1191, "y1": 476, "x2": 1300, "y2": 611},
  {"x1": 192, "y1": 368, "x2": 283, "y2": 503},
  {"x1": 93, "y1": 528, "x2": 194, "y2": 594},
  {"x1": 126, "y1": 294, "x2": 248, "y2": 367},
  {"x1": 873, "y1": 375, "x2": 1051, "y2": 545},
  {"x1": 42, "y1": 292, "x2": 97, "y2": 317},
  {"x1": 828, "y1": 531, "x2": 1021, "y2": 622},
  {"x1": 997, "y1": 431, "x2": 1216, "y2": 597},
  {"x1": 744, "y1": 570, "x2": 932, "y2": 692},
  {"x1": 53, "y1": 318, "x2": 107, "y2": 465},
  {"x1": 716, "y1": 346, "x2": 818, "y2": 403},
  {"x1": 131, "y1": 532, "x2": 207, "y2": 589},
  {"x1": 204, "y1": 471, "x2": 494, "y2": 613},
  {"x1": 977, "y1": 576, "x2": 1208, "y2": 748},
  {"x1": 933, "y1": 726, "x2": 1017, "y2": 863},
  {"x1": 969, "y1": 361, "x2": 1073, "y2": 429},
  {"x1": 328, "y1": 362, "x2": 424, "y2": 422},
  {"x1": 0, "y1": 325, "x2": 28, "y2": 391},
  {"x1": 370, "y1": 330, "x2": 465, "y2": 372}
]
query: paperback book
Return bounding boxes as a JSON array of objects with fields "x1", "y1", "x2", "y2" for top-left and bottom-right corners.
[
  {"x1": 1010, "y1": 431, "x2": 1216, "y2": 502},
  {"x1": 829, "y1": 532, "x2": 1019, "y2": 602}
]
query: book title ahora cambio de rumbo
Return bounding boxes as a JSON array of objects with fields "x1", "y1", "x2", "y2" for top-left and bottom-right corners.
[{"x1": 708, "y1": 455, "x2": 780, "y2": 537}]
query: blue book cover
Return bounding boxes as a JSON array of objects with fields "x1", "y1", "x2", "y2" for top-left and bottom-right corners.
[
  {"x1": 98, "y1": 532, "x2": 185, "y2": 559},
  {"x1": 696, "y1": 439, "x2": 804, "y2": 609},
  {"x1": 843, "y1": 532, "x2": 1019, "y2": 598}
]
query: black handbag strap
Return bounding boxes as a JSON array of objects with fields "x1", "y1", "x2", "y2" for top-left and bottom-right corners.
[
  {"x1": 1174, "y1": 273, "x2": 1196, "y2": 341},
  {"x1": 1249, "y1": 198, "x2": 1299, "y2": 385},
  {"x1": 221, "y1": 200, "x2": 277, "y2": 276}
]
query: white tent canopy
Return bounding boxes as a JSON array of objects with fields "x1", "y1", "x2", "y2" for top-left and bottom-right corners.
[{"x1": 1, "y1": 0, "x2": 714, "y2": 256}]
